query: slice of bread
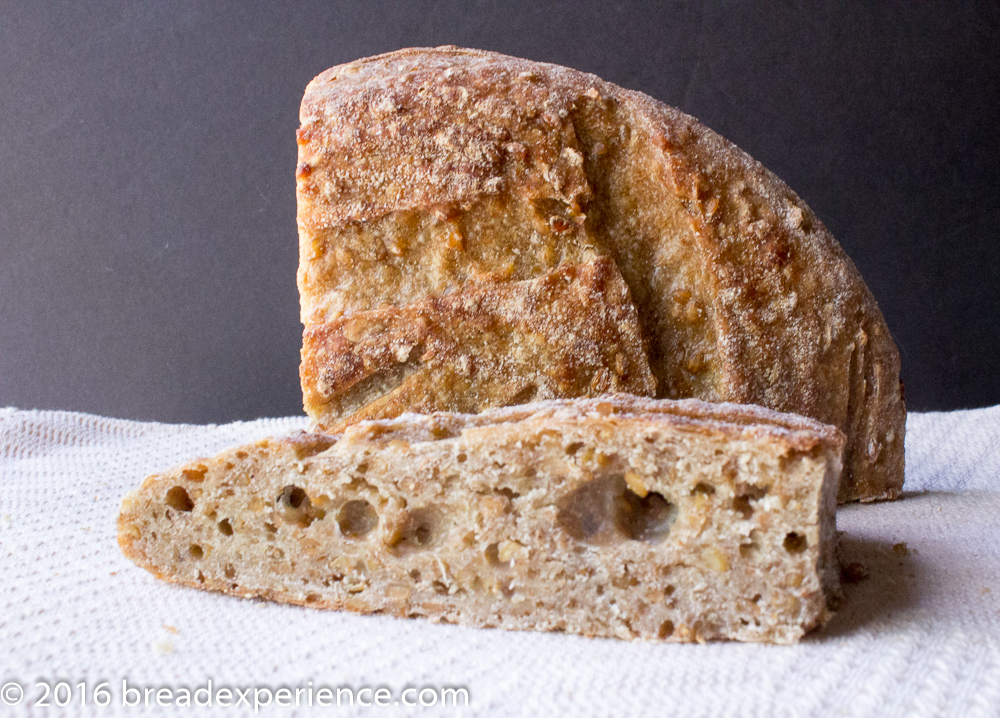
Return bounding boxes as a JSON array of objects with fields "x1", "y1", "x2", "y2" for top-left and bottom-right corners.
[
  {"x1": 118, "y1": 395, "x2": 843, "y2": 644},
  {"x1": 295, "y1": 46, "x2": 904, "y2": 502},
  {"x1": 301, "y1": 257, "x2": 656, "y2": 432}
]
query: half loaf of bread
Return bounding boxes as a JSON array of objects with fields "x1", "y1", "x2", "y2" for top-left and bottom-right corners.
[
  {"x1": 301, "y1": 257, "x2": 656, "y2": 432},
  {"x1": 295, "y1": 46, "x2": 903, "y2": 502},
  {"x1": 118, "y1": 395, "x2": 843, "y2": 644}
]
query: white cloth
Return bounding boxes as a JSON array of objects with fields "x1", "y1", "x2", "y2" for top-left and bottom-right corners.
[{"x1": 1, "y1": 405, "x2": 998, "y2": 717}]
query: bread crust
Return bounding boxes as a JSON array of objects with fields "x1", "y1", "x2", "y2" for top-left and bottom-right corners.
[
  {"x1": 296, "y1": 46, "x2": 903, "y2": 502},
  {"x1": 301, "y1": 258, "x2": 656, "y2": 431}
]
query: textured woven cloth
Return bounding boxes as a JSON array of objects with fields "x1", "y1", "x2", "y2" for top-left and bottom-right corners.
[{"x1": 1, "y1": 405, "x2": 999, "y2": 717}]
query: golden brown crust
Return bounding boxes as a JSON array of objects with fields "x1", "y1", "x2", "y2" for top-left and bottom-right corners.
[
  {"x1": 382, "y1": 394, "x2": 848, "y2": 454},
  {"x1": 301, "y1": 258, "x2": 656, "y2": 431},
  {"x1": 634, "y1": 99, "x2": 905, "y2": 502},
  {"x1": 296, "y1": 46, "x2": 904, "y2": 502}
]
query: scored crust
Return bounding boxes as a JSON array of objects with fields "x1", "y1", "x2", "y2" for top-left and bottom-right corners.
[
  {"x1": 301, "y1": 257, "x2": 656, "y2": 431},
  {"x1": 295, "y1": 46, "x2": 904, "y2": 502},
  {"x1": 119, "y1": 395, "x2": 843, "y2": 644}
]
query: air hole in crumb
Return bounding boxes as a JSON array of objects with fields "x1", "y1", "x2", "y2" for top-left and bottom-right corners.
[
  {"x1": 278, "y1": 485, "x2": 307, "y2": 509},
  {"x1": 752, "y1": 593, "x2": 762, "y2": 603},
  {"x1": 264, "y1": 522, "x2": 277, "y2": 535},
  {"x1": 409, "y1": 569, "x2": 421, "y2": 581},
  {"x1": 305, "y1": 593, "x2": 321, "y2": 603},
  {"x1": 189, "y1": 544, "x2": 203, "y2": 559},
  {"x1": 784, "y1": 532, "x2": 808, "y2": 553},
  {"x1": 740, "y1": 530, "x2": 762, "y2": 558},
  {"x1": 337, "y1": 500, "x2": 379, "y2": 539},
  {"x1": 456, "y1": 453, "x2": 467, "y2": 463},
  {"x1": 389, "y1": 508, "x2": 439, "y2": 552},
  {"x1": 664, "y1": 584, "x2": 675, "y2": 597},
  {"x1": 497, "y1": 487, "x2": 521, "y2": 500},
  {"x1": 556, "y1": 474, "x2": 677, "y2": 543},
  {"x1": 658, "y1": 620, "x2": 675, "y2": 639},
  {"x1": 732, "y1": 495, "x2": 753, "y2": 520},
  {"x1": 692, "y1": 482, "x2": 715, "y2": 495},
  {"x1": 737, "y1": 483, "x2": 768, "y2": 501},
  {"x1": 276, "y1": 485, "x2": 322, "y2": 527},
  {"x1": 565, "y1": 442, "x2": 584, "y2": 456},
  {"x1": 621, "y1": 487, "x2": 678, "y2": 541},
  {"x1": 224, "y1": 564, "x2": 236, "y2": 579},
  {"x1": 166, "y1": 486, "x2": 194, "y2": 512},
  {"x1": 218, "y1": 519, "x2": 233, "y2": 536},
  {"x1": 196, "y1": 570, "x2": 205, "y2": 583}
]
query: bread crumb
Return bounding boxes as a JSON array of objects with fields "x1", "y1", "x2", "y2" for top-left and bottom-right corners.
[
  {"x1": 892, "y1": 541, "x2": 909, "y2": 556},
  {"x1": 119, "y1": 395, "x2": 843, "y2": 644}
]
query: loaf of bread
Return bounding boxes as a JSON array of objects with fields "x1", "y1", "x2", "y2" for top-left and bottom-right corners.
[
  {"x1": 295, "y1": 46, "x2": 904, "y2": 502},
  {"x1": 301, "y1": 257, "x2": 656, "y2": 432},
  {"x1": 118, "y1": 395, "x2": 843, "y2": 644}
]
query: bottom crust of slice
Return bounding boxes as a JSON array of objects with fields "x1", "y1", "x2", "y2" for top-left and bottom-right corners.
[{"x1": 118, "y1": 396, "x2": 843, "y2": 644}]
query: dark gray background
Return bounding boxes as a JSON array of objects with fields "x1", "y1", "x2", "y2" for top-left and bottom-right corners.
[{"x1": 2, "y1": 2, "x2": 998, "y2": 423}]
